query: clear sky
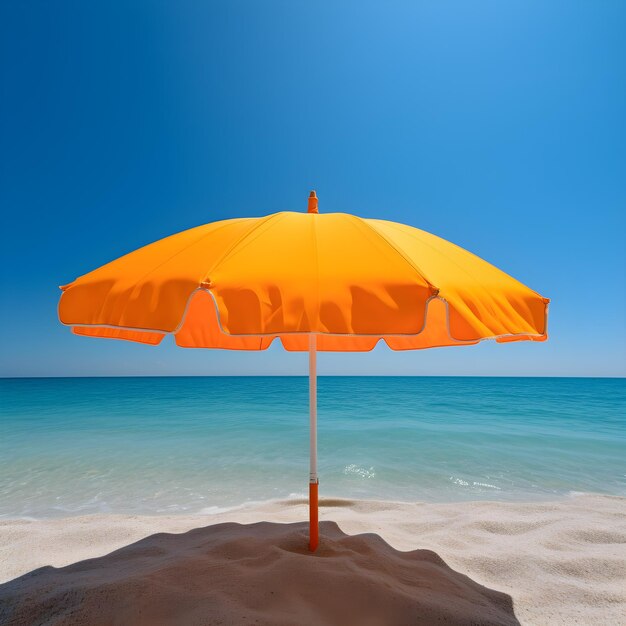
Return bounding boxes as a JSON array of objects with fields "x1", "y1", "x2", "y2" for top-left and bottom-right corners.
[{"x1": 1, "y1": 1, "x2": 624, "y2": 377}]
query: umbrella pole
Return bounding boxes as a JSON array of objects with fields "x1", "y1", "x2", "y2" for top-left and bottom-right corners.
[{"x1": 308, "y1": 333, "x2": 319, "y2": 552}]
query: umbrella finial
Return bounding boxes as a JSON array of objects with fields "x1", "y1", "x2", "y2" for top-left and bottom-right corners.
[{"x1": 307, "y1": 190, "x2": 319, "y2": 214}]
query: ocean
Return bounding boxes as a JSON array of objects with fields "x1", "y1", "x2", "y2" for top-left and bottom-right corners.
[{"x1": 1, "y1": 376, "x2": 624, "y2": 519}]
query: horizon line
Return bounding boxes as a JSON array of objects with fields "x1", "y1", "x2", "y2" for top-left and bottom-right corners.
[{"x1": 1, "y1": 374, "x2": 624, "y2": 380}]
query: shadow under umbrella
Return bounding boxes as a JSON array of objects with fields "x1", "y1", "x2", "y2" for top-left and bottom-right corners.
[{"x1": 0, "y1": 520, "x2": 519, "y2": 626}]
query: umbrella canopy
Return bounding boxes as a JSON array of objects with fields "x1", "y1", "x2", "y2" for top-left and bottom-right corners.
[
  {"x1": 58, "y1": 191, "x2": 549, "y2": 550},
  {"x1": 59, "y1": 192, "x2": 548, "y2": 349}
]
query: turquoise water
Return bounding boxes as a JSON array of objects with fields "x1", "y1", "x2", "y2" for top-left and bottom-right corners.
[{"x1": 0, "y1": 377, "x2": 624, "y2": 518}]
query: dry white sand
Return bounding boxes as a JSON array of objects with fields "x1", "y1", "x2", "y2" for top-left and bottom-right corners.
[{"x1": 0, "y1": 494, "x2": 624, "y2": 625}]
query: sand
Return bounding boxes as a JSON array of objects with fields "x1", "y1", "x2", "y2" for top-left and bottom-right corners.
[{"x1": 0, "y1": 494, "x2": 624, "y2": 625}]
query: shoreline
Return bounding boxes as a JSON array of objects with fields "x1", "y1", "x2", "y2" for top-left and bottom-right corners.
[
  {"x1": 1, "y1": 494, "x2": 624, "y2": 624},
  {"x1": 3, "y1": 489, "x2": 621, "y2": 522}
]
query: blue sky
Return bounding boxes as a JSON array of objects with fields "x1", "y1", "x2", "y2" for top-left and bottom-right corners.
[{"x1": 1, "y1": 1, "x2": 624, "y2": 377}]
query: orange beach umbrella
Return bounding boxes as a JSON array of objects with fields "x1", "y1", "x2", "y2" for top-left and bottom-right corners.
[{"x1": 58, "y1": 192, "x2": 549, "y2": 550}]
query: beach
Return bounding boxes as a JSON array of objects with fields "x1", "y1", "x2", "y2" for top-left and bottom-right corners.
[
  {"x1": 1, "y1": 495, "x2": 625, "y2": 624},
  {"x1": 1, "y1": 377, "x2": 625, "y2": 624}
]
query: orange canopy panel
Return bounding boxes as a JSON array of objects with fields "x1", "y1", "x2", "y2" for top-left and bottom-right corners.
[{"x1": 58, "y1": 203, "x2": 549, "y2": 351}]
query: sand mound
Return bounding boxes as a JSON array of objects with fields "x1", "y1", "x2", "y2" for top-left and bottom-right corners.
[
  {"x1": 2, "y1": 495, "x2": 624, "y2": 624},
  {"x1": 0, "y1": 521, "x2": 518, "y2": 626}
]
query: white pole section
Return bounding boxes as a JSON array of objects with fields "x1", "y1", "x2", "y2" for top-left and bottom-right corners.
[{"x1": 309, "y1": 333, "x2": 318, "y2": 483}]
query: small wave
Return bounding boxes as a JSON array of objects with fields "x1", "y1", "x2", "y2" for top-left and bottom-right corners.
[
  {"x1": 198, "y1": 498, "x2": 285, "y2": 515},
  {"x1": 199, "y1": 505, "x2": 241, "y2": 515},
  {"x1": 473, "y1": 482, "x2": 501, "y2": 490},
  {"x1": 343, "y1": 464, "x2": 376, "y2": 479},
  {"x1": 287, "y1": 492, "x2": 307, "y2": 499},
  {"x1": 449, "y1": 477, "x2": 500, "y2": 490},
  {"x1": 450, "y1": 477, "x2": 469, "y2": 486}
]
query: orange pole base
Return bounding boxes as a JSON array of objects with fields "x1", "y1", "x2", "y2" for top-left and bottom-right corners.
[{"x1": 309, "y1": 480, "x2": 319, "y2": 552}]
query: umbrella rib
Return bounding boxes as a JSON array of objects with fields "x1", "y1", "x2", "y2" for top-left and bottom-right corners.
[
  {"x1": 88, "y1": 219, "x2": 253, "y2": 330},
  {"x1": 202, "y1": 212, "x2": 286, "y2": 280},
  {"x1": 372, "y1": 221, "x2": 549, "y2": 336},
  {"x1": 377, "y1": 220, "x2": 549, "y2": 302},
  {"x1": 357, "y1": 217, "x2": 438, "y2": 292}
]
